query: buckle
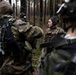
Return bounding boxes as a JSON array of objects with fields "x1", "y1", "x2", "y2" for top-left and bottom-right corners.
[
  {"x1": 65, "y1": 39, "x2": 70, "y2": 44},
  {"x1": 66, "y1": 39, "x2": 72, "y2": 44}
]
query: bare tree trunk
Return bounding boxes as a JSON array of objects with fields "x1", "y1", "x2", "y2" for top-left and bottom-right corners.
[
  {"x1": 16, "y1": 0, "x2": 21, "y2": 18},
  {"x1": 33, "y1": 0, "x2": 35, "y2": 26},
  {"x1": 49, "y1": 0, "x2": 53, "y2": 17},
  {"x1": 52, "y1": 0, "x2": 55, "y2": 15},
  {"x1": 44, "y1": 0, "x2": 46, "y2": 24},
  {"x1": 13, "y1": 0, "x2": 16, "y2": 18},
  {"x1": 40, "y1": 0, "x2": 43, "y2": 26},
  {"x1": 36, "y1": 0, "x2": 39, "y2": 16},
  {"x1": 21, "y1": 0, "x2": 27, "y2": 21},
  {"x1": 28, "y1": 0, "x2": 30, "y2": 22}
]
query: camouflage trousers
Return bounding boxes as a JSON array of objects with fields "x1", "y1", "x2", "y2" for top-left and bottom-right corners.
[
  {"x1": 0, "y1": 70, "x2": 31, "y2": 75},
  {"x1": 37, "y1": 50, "x2": 73, "y2": 75},
  {"x1": 0, "y1": 57, "x2": 32, "y2": 75}
]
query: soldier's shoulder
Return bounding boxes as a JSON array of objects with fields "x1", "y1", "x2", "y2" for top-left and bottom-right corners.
[
  {"x1": 34, "y1": 26, "x2": 44, "y2": 34},
  {"x1": 28, "y1": 26, "x2": 44, "y2": 38},
  {"x1": 33, "y1": 26, "x2": 44, "y2": 32},
  {"x1": 45, "y1": 28, "x2": 52, "y2": 34},
  {"x1": 56, "y1": 26, "x2": 64, "y2": 30},
  {"x1": 56, "y1": 26, "x2": 65, "y2": 33},
  {"x1": 12, "y1": 19, "x2": 29, "y2": 32},
  {"x1": 13, "y1": 19, "x2": 26, "y2": 26}
]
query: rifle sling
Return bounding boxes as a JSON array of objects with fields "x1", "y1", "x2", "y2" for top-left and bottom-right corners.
[{"x1": 40, "y1": 39, "x2": 76, "y2": 48}]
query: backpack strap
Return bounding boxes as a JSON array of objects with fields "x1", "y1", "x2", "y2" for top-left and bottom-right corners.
[
  {"x1": 0, "y1": 17, "x2": 23, "y2": 60},
  {"x1": 54, "y1": 39, "x2": 76, "y2": 48},
  {"x1": 40, "y1": 38, "x2": 76, "y2": 48},
  {"x1": 0, "y1": 17, "x2": 9, "y2": 55}
]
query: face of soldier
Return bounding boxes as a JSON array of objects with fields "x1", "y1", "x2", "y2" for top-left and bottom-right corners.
[{"x1": 48, "y1": 19, "x2": 53, "y2": 28}]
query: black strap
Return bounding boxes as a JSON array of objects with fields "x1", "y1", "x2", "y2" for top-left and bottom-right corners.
[
  {"x1": 6, "y1": 20, "x2": 23, "y2": 56},
  {"x1": 0, "y1": 18, "x2": 9, "y2": 55},
  {"x1": 40, "y1": 39, "x2": 76, "y2": 48},
  {"x1": 1, "y1": 18, "x2": 23, "y2": 58},
  {"x1": 54, "y1": 39, "x2": 76, "y2": 48}
]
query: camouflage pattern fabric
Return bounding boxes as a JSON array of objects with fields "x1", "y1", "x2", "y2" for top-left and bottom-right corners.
[
  {"x1": 1, "y1": 57, "x2": 31, "y2": 75},
  {"x1": 12, "y1": 19, "x2": 44, "y2": 40},
  {"x1": 41, "y1": 26, "x2": 65, "y2": 57},
  {"x1": 45, "y1": 26, "x2": 65, "y2": 35},
  {"x1": 0, "y1": 18, "x2": 44, "y2": 75},
  {"x1": 37, "y1": 26, "x2": 66, "y2": 75},
  {"x1": 12, "y1": 20, "x2": 44, "y2": 48},
  {"x1": 39, "y1": 49, "x2": 72, "y2": 75},
  {"x1": 45, "y1": 26, "x2": 65, "y2": 42}
]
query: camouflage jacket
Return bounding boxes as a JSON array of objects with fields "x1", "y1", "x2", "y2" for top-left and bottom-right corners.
[
  {"x1": 37, "y1": 26, "x2": 66, "y2": 75},
  {"x1": 45, "y1": 26, "x2": 65, "y2": 42},
  {"x1": 12, "y1": 19, "x2": 44, "y2": 49},
  {"x1": 0, "y1": 15, "x2": 44, "y2": 75}
]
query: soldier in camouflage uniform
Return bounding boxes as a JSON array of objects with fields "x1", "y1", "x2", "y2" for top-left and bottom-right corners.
[
  {"x1": 45, "y1": 16, "x2": 65, "y2": 43},
  {"x1": 42, "y1": 16, "x2": 65, "y2": 56},
  {"x1": 37, "y1": 16, "x2": 65, "y2": 75},
  {"x1": 38, "y1": 1, "x2": 76, "y2": 75},
  {"x1": 0, "y1": 1, "x2": 44, "y2": 75}
]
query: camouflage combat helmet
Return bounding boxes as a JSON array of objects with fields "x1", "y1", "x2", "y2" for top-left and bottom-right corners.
[{"x1": 0, "y1": 1, "x2": 13, "y2": 15}]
